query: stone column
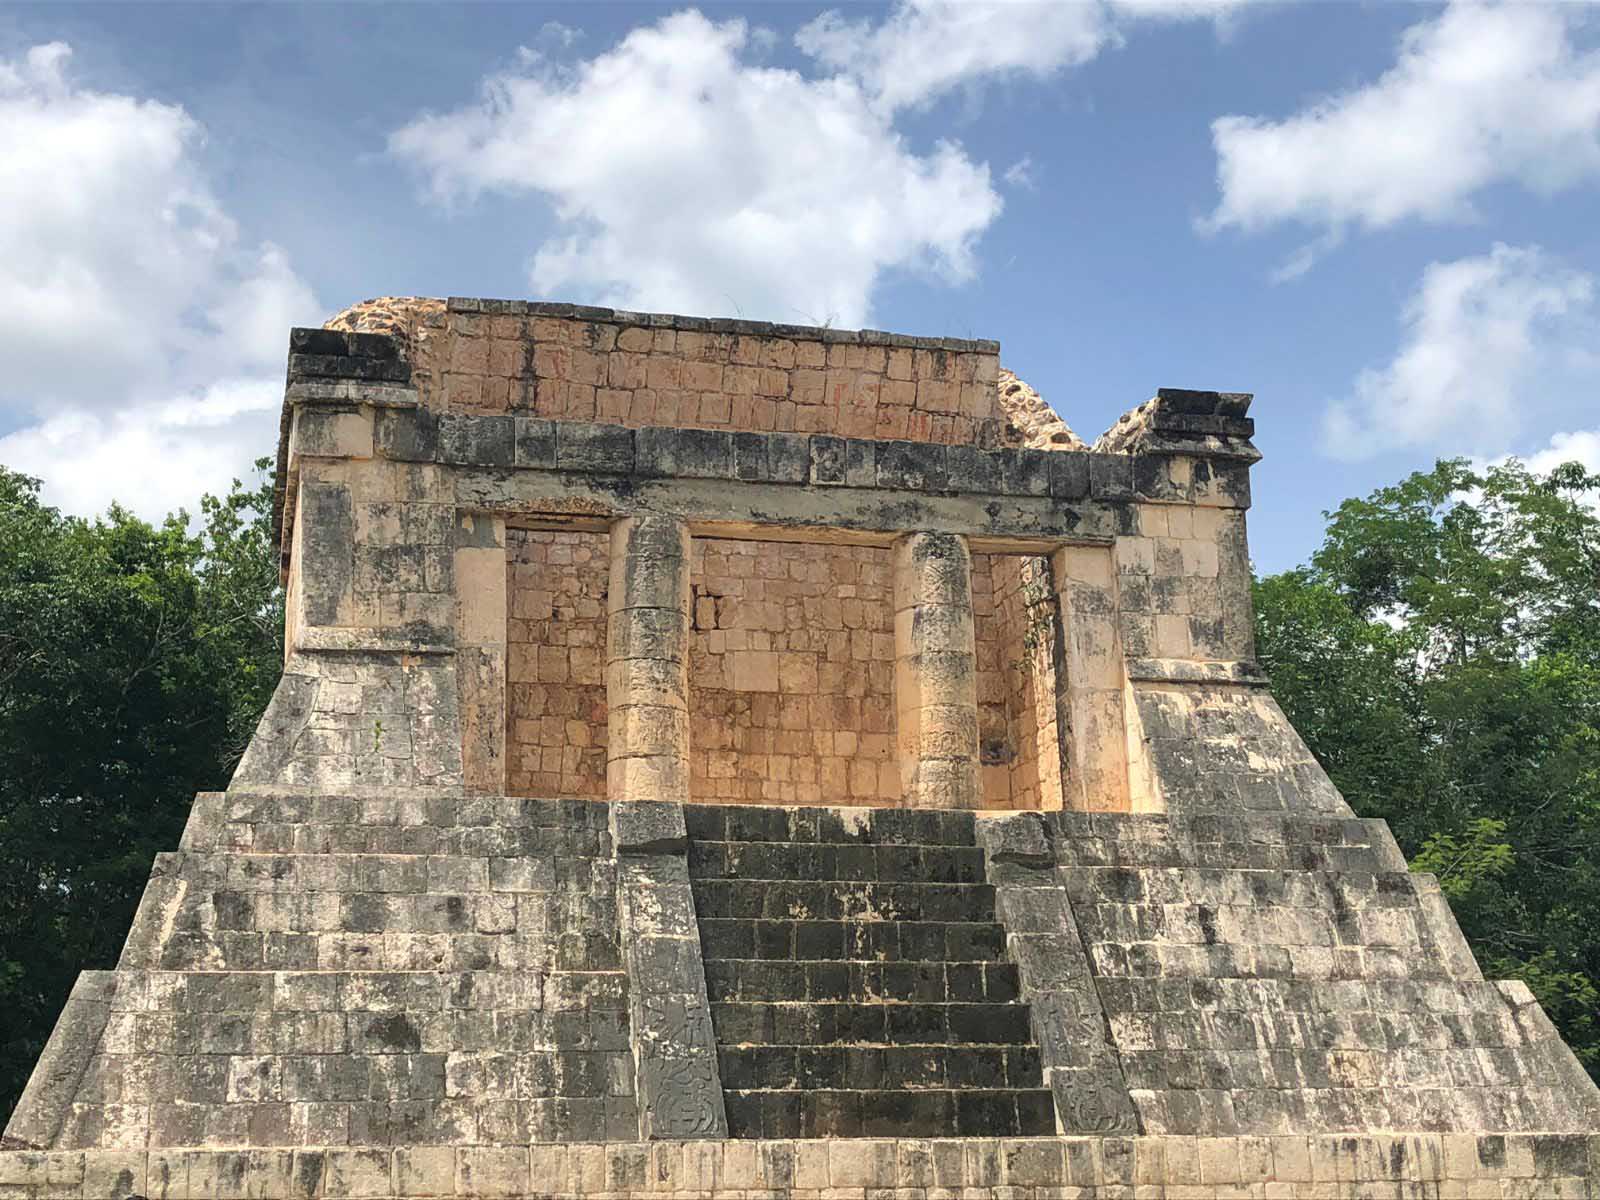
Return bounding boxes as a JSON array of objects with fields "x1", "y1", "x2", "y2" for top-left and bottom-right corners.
[
  {"x1": 893, "y1": 531, "x2": 980, "y2": 809},
  {"x1": 1050, "y1": 545, "x2": 1133, "y2": 812},
  {"x1": 607, "y1": 514, "x2": 691, "y2": 803}
]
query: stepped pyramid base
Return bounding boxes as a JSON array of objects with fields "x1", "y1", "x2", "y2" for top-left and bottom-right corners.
[{"x1": 5, "y1": 791, "x2": 1599, "y2": 1198}]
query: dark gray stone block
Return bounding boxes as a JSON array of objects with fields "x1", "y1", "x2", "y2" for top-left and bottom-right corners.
[{"x1": 556, "y1": 423, "x2": 635, "y2": 473}]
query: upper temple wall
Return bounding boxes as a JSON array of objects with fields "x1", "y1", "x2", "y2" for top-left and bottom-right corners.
[
  {"x1": 325, "y1": 296, "x2": 1085, "y2": 451},
  {"x1": 270, "y1": 295, "x2": 1280, "y2": 817}
]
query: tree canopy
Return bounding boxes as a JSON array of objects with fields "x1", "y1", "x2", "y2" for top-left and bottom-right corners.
[
  {"x1": 1256, "y1": 457, "x2": 1600, "y2": 1075},
  {"x1": 0, "y1": 462, "x2": 283, "y2": 1120}
]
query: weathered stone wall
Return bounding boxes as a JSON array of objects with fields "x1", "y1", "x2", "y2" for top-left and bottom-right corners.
[
  {"x1": 7, "y1": 1131, "x2": 1600, "y2": 1198},
  {"x1": 395, "y1": 300, "x2": 1014, "y2": 449},
  {"x1": 686, "y1": 540, "x2": 899, "y2": 806},
  {"x1": 505, "y1": 530, "x2": 608, "y2": 800}
]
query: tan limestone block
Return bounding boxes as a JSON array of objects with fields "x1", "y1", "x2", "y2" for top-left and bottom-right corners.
[
  {"x1": 901, "y1": 756, "x2": 980, "y2": 809},
  {"x1": 1065, "y1": 612, "x2": 1123, "y2": 690},
  {"x1": 790, "y1": 368, "x2": 826, "y2": 406},
  {"x1": 449, "y1": 334, "x2": 489, "y2": 374},
  {"x1": 393, "y1": 1147, "x2": 454, "y2": 1196},
  {"x1": 456, "y1": 547, "x2": 507, "y2": 647},
  {"x1": 681, "y1": 359, "x2": 724, "y2": 392},
  {"x1": 529, "y1": 316, "x2": 569, "y2": 343},
  {"x1": 1114, "y1": 536, "x2": 1155, "y2": 576},
  {"x1": 608, "y1": 352, "x2": 648, "y2": 390},
  {"x1": 616, "y1": 325, "x2": 653, "y2": 353},
  {"x1": 644, "y1": 356, "x2": 683, "y2": 390},
  {"x1": 610, "y1": 551, "x2": 692, "y2": 615},
  {"x1": 1182, "y1": 538, "x2": 1221, "y2": 579},
  {"x1": 916, "y1": 377, "x2": 960, "y2": 414},
  {"x1": 608, "y1": 703, "x2": 689, "y2": 758},
  {"x1": 893, "y1": 534, "x2": 974, "y2": 611},
  {"x1": 487, "y1": 339, "x2": 524, "y2": 378},
  {"x1": 607, "y1": 753, "x2": 688, "y2": 803},
  {"x1": 1052, "y1": 545, "x2": 1115, "y2": 592},
  {"x1": 456, "y1": 1147, "x2": 527, "y2": 1197},
  {"x1": 893, "y1": 604, "x2": 975, "y2": 656},
  {"x1": 606, "y1": 655, "x2": 688, "y2": 710},
  {"x1": 1153, "y1": 613, "x2": 1193, "y2": 658}
]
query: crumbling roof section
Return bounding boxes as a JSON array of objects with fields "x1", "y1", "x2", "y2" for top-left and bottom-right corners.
[
  {"x1": 324, "y1": 296, "x2": 445, "y2": 360},
  {"x1": 996, "y1": 368, "x2": 1087, "y2": 451}
]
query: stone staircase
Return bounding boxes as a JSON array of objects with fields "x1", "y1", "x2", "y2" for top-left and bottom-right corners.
[{"x1": 683, "y1": 804, "x2": 1056, "y2": 1139}]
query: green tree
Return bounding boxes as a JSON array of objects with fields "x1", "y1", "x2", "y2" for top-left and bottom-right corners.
[
  {"x1": 1257, "y1": 457, "x2": 1600, "y2": 1075},
  {"x1": 0, "y1": 461, "x2": 283, "y2": 1123}
]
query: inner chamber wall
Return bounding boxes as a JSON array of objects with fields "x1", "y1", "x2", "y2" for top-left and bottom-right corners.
[
  {"x1": 506, "y1": 528, "x2": 609, "y2": 798},
  {"x1": 687, "y1": 539, "x2": 897, "y2": 805},
  {"x1": 503, "y1": 528, "x2": 1070, "y2": 810}
]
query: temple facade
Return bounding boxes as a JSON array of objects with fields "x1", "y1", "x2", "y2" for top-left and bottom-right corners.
[{"x1": 4, "y1": 297, "x2": 1598, "y2": 1198}]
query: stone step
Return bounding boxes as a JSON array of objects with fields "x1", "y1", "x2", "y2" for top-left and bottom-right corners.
[
  {"x1": 142, "y1": 925, "x2": 621, "y2": 974},
  {"x1": 1059, "y1": 865, "x2": 1429, "y2": 909},
  {"x1": 685, "y1": 804, "x2": 979, "y2": 847},
  {"x1": 716, "y1": 1043, "x2": 1043, "y2": 1092},
  {"x1": 170, "y1": 850, "x2": 615, "y2": 894},
  {"x1": 690, "y1": 879, "x2": 998, "y2": 923},
  {"x1": 1051, "y1": 812, "x2": 1406, "y2": 875},
  {"x1": 703, "y1": 956, "x2": 1020, "y2": 1005},
  {"x1": 1097, "y1": 974, "x2": 1538, "y2": 1020},
  {"x1": 688, "y1": 840, "x2": 987, "y2": 884},
  {"x1": 100, "y1": 967, "x2": 626, "y2": 1018},
  {"x1": 201, "y1": 824, "x2": 612, "y2": 857},
  {"x1": 703, "y1": 994, "x2": 1035, "y2": 1044},
  {"x1": 721, "y1": 1086, "x2": 1056, "y2": 1139},
  {"x1": 696, "y1": 917, "x2": 1008, "y2": 963},
  {"x1": 1081, "y1": 939, "x2": 1465, "y2": 982}
]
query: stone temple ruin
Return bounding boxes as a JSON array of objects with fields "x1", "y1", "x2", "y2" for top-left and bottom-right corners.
[{"x1": 5, "y1": 296, "x2": 1600, "y2": 1198}]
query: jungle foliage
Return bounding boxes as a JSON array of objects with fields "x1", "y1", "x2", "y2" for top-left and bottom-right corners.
[
  {"x1": 0, "y1": 461, "x2": 283, "y2": 1122},
  {"x1": 1256, "y1": 457, "x2": 1600, "y2": 1077}
]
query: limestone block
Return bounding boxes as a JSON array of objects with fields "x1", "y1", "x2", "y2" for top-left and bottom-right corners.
[
  {"x1": 291, "y1": 407, "x2": 374, "y2": 462},
  {"x1": 606, "y1": 609, "x2": 688, "y2": 664}
]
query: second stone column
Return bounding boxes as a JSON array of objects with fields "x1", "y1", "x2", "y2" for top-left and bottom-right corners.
[
  {"x1": 607, "y1": 514, "x2": 691, "y2": 803},
  {"x1": 893, "y1": 531, "x2": 981, "y2": 809}
]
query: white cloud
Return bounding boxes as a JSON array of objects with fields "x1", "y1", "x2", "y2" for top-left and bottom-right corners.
[
  {"x1": 795, "y1": 3, "x2": 1115, "y2": 113},
  {"x1": 1206, "y1": 3, "x2": 1600, "y2": 241},
  {"x1": 1324, "y1": 244, "x2": 1596, "y2": 460},
  {"x1": 391, "y1": 2, "x2": 1267, "y2": 328},
  {"x1": 1512, "y1": 428, "x2": 1600, "y2": 477},
  {"x1": 0, "y1": 380, "x2": 281, "y2": 522},
  {"x1": 1002, "y1": 155, "x2": 1036, "y2": 189},
  {"x1": 0, "y1": 43, "x2": 319, "y2": 519},
  {"x1": 391, "y1": 10, "x2": 1000, "y2": 328},
  {"x1": 797, "y1": 0, "x2": 1260, "y2": 113}
]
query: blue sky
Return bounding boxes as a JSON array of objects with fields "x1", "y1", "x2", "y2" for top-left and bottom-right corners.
[{"x1": 2, "y1": 1, "x2": 1597, "y2": 571}]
